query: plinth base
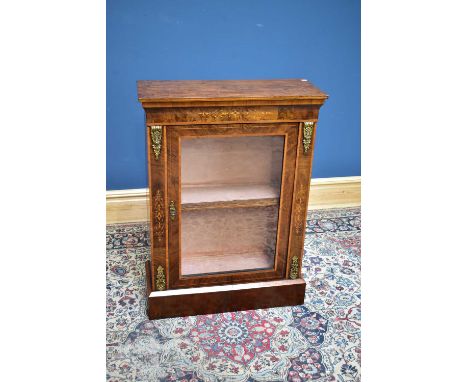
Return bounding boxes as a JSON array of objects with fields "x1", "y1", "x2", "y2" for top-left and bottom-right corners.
[{"x1": 146, "y1": 278, "x2": 306, "y2": 320}]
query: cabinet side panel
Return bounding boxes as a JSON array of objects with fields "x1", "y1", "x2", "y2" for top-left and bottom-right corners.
[
  {"x1": 287, "y1": 122, "x2": 318, "y2": 279},
  {"x1": 147, "y1": 124, "x2": 168, "y2": 291}
]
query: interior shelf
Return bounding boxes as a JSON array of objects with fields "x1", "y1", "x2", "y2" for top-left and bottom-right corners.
[
  {"x1": 181, "y1": 249, "x2": 275, "y2": 276},
  {"x1": 181, "y1": 184, "x2": 280, "y2": 211}
]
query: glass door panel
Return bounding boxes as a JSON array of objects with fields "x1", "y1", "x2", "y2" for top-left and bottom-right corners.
[{"x1": 180, "y1": 135, "x2": 285, "y2": 276}]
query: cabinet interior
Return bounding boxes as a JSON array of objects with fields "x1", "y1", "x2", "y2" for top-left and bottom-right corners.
[{"x1": 180, "y1": 135, "x2": 285, "y2": 276}]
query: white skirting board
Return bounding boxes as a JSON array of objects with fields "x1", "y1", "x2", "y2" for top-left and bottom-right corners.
[{"x1": 106, "y1": 176, "x2": 361, "y2": 224}]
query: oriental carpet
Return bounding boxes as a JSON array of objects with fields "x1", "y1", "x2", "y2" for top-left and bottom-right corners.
[{"x1": 106, "y1": 207, "x2": 361, "y2": 382}]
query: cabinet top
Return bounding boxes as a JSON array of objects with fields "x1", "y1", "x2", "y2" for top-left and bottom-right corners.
[{"x1": 137, "y1": 79, "x2": 327, "y2": 104}]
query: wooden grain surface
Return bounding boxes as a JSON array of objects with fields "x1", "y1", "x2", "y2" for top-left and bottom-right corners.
[
  {"x1": 144, "y1": 104, "x2": 319, "y2": 123},
  {"x1": 146, "y1": 278, "x2": 306, "y2": 319},
  {"x1": 286, "y1": 122, "x2": 318, "y2": 280},
  {"x1": 181, "y1": 198, "x2": 278, "y2": 211},
  {"x1": 138, "y1": 79, "x2": 328, "y2": 103}
]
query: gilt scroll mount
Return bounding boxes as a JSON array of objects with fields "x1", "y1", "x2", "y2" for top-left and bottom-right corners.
[
  {"x1": 150, "y1": 125, "x2": 163, "y2": 160},
  {"x1": 302, "y1": 122, "x2": 315, "y2": 154}
]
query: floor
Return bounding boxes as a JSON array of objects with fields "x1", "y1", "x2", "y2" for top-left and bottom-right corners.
[{"x1": 106, "y1": 207, "x2": 361, "y2": 381}]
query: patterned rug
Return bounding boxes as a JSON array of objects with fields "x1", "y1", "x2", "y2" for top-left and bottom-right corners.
[{"x1": 107, "y1": 207, "x2": 361, "y2": 382}]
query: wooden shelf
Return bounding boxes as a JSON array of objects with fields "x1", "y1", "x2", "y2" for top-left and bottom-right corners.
[
  {"x1": 181, "y1": 184, "x2": 280, "y2": 211},
  {"x1": 181, "y1": 249, "x2": 275, "y2": 276}
]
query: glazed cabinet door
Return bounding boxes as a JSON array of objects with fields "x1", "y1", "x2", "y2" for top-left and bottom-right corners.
[{"x1": 166, "y1": 123, "x2": 299, "y2": 288}]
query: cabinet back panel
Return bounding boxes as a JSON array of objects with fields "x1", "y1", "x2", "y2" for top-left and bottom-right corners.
[
  {"x1": 181, "y1": 206, "x2": 278, "y2": 276},
  {"x1": 181, "y1": 135, "x2": 284, "y2": 187}
]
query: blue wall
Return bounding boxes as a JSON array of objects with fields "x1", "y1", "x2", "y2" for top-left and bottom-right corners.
[{"x1": 107, "y1": 0, "x2": 360, "y2": 190}]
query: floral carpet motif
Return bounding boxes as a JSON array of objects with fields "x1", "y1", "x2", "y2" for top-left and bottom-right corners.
[{"x1": 106, "y1": 208, "x2": 361, "y2": 381}]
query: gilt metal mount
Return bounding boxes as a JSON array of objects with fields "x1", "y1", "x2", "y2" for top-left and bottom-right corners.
[
  {"x1": 150, "y1": 125, "x2": 163, "y2": 160},
  {"x1": 289, "y1": 256, "x2": 299, "y2": 279},
  {"x1": 156, "y1": 265, "x2": 166, "y2": 291},
  {"x1": 302, "y1": 122, "x2": 315, "y2": 154},
  {"x1": 169, "y1": 201, "x2": 176, "y2": 221}
]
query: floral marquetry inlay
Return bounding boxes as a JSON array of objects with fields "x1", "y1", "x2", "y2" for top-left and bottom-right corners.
[
  {"x1": 199, "y1": 110, "x2": 240, "y2": 120},
  {"x1": 153, "y1": 190, "x2": 164, "y2": 242},
  {"x1": 197, "y1": 107, "x2": 274, "y2": 122},
  {"x1": 294, "y1": 184, "x2": 307, "y2": 235}
]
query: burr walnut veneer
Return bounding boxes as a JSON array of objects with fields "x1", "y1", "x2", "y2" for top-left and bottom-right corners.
[{"x1": 137, "y1": 79, "x2": 327, "y2": 319}]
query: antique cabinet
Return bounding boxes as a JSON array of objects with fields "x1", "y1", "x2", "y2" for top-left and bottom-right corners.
[{"x1": 137, "y1": 79, "x2": 327, "y2": 319}]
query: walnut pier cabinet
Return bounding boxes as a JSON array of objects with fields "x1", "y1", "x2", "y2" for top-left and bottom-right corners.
[{"x1": 137, "y1": 79, "x2": 328, "y2": 319}]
